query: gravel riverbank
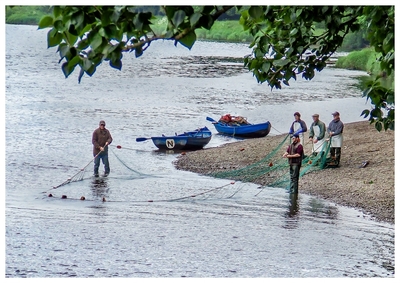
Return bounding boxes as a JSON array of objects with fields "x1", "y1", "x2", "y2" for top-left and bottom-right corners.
[{"x1": 174, "y1": 121, "x2": 394, "y2": 224}]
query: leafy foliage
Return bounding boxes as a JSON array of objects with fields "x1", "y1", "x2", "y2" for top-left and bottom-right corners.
[{"x1": 38, "y1": 5, "x2": 394, "y2": 131}]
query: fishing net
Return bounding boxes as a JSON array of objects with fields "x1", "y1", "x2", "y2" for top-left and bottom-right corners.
[
  {"x1": 51, "y1": 145, "x2": 151, "y2": 190},
  {"x1": 48, "y1": 144, "x2": 244, "y2": 202},
  {"x1": 210, "y1": 135, "x2": 332, "y2": 191},
  {"x1": 48, "y1": 137, "x2": 333, "y2": 202}
]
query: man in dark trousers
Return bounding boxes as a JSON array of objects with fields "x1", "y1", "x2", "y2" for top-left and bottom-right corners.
[
  {"x1": 283, "y1": 134, "x2": 304, "y2": 194},
  {"x1": 92, "y1": 120, "x2": 113, "y2": 177},
  {"x1": 327, "y1": 111, "x2": 344, "y2": 166}
]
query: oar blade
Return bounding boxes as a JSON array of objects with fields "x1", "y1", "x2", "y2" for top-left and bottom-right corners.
[
  {"x1": 136, "y1": 137, "x2": 150, "y2": 142},
  {"x1": 206, "y1": 116, "x2": 216, "y2": 123}
]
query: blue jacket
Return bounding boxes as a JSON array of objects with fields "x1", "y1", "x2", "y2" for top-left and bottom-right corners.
[{"x1": 289, "y1": 119, "x2": 307, "y2": 135}]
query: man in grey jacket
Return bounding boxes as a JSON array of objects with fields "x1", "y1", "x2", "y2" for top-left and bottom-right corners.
[{"x1": 327, "y1": 112, "x2": 344, "y2": 166}]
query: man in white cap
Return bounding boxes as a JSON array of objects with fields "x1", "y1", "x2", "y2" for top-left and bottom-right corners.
[
  {"x1": 308, "y1": 114, "x2": 327, "y2": 155},
  {"x1": 92, "y1": 120, "x2": 113, "y2": 177},
  {"x1": 327, "y1": 112, "x2": 344, "y2": 166}
]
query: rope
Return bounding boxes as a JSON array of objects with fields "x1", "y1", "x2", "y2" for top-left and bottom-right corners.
[
  {"x1": 109, "y1": 147, "x2": 151, "y2": 176},
  {"x1": 109, "y1": 144, "x2": 137, "y2": 151}
]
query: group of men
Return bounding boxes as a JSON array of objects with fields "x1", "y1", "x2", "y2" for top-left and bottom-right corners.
[{"x1": 283, "y1": 111, "x2": 344, "y2": 194}]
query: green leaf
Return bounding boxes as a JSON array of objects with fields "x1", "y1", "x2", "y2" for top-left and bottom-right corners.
[
  {"x1": 90, "y1": 33, "x2": 103, "y2": 51},
  {"x1": 249, "y1": 6, "x2": 263, "y2": 20},
  {"x1": 190, "y1": 12, "x2": 202, "y2": 27},
  {"x1": 57, "y1": 43, "x2": 69, "y2": 60},
  {"x1": 85, "y1": 62, "x2": 97, "y2": 76},
  {"x1": 172, "y1": 10, "x2": 186, "y2": 27},
  {"x1": 53, "y1": 20, "x2": 65, "y2": 32},
  {"x1": 178, "y1": 30, "x2": 197, "y2": 50},
  {"x1": 371, "y1": 108, "x2": 382, "y2": 118},
  {"x1": 274, "y1": 58, "x2": 290, "y2": 67},
  {"x1": 360, "y1": 109, "x2": 370, "y2": 118},
  {"x1": 135, "y1": 45, "x2": 143, "y2": 58},
  {"x1": 38, "y1": 15, "x2": 54, "y2": 29},
  {"x1": 110, "y1": 58, "x2": 122, "y2": 70},
  {"x1": 375, "y1": 121, "x2": 382, "y2": 132},
  {"x1": 71, "y1": 11, "x2": 84, "y2": 28},
  {"x1": 289, "y1": 28, "x2": 298, "y2": 36},
  {"x1": 261, "y1": 62, "x2": 270, "y2": 73},
  {"x1": 47, "y1": 28, "x2": 63, "y2": 48},
  {"x1": 61, "y1": 62, "x2": 71, "y2": 78},
  {"x1": 78, "y1": 68, "x2": 84, "y2": 83},
  {"x1": 53, "y1": 6, "x2": 62, "y2": 18},
  {"x1": 82, "y1": 58, "x2": 93, "y2": 71}
]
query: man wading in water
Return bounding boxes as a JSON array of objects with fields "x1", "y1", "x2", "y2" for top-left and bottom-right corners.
[
  {"x1": 92, "y1": 120, "x2": 113, "y2": 177},
  {"x1": 283, "y1": 134, "x2": 304, "y2": 194}
]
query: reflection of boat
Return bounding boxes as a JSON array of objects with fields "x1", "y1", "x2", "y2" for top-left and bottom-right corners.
[
  {"x1": 136, "y1": 127, "x2": 212, "y2": 150},
  {"x1": 206, "y1": 116, "x2": 271, "y2": 138}
]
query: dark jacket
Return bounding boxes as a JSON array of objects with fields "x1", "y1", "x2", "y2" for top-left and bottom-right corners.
[
  {"x1": 286, "y1": 142, "x2": 303, "y2": 165},
  {"x1": 92, "y1": 127, "x2": 113, "y2": 155}
]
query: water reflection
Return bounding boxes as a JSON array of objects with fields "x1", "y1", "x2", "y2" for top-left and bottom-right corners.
[
  {"x1": 288, "y1": 193, "x2": 299, "y2": 217},
  {"x1": 283, "y1": 193, "x2": 300, "y2": 229},
  {"x1": 91, "y1": 177, "x2": 109, "y2": 199}
]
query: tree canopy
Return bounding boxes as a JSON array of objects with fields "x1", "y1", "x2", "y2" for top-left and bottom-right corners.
[{"x1": 38, "y1": 5, "x2": 394, "y2": 131}]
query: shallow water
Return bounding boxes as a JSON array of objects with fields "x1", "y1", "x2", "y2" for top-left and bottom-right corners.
[{"x1": 5, "y1": 24, "x2": 394, "y2": 278}]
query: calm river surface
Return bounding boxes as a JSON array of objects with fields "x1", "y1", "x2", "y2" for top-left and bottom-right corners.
[{"x1": 5, "y1": 24, "x2": 394, "y2": 278}]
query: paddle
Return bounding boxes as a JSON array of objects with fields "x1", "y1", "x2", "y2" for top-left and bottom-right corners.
[
  {"x1": 136, "y1": 137, "x2": 151, "y2": 142},
  {"x1": 206, "y1": 116, "x2": 218, "y2": 123}
]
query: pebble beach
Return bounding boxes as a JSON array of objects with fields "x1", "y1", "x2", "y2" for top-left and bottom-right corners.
[{"x1": 175, "y1": 121, "x2": 395, "y2": 224}]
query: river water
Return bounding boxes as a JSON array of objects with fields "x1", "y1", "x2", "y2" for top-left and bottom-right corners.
[{"x1": 5, "y1": 24, "x2": 394, "y2": 278}]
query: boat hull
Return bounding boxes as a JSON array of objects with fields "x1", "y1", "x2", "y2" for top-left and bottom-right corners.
[
  {"x1": 212, "y1": 121, "x2": 272, "y2": 138},
  {"x1": 151, "y1": 127, "x2": 212, "y2": 150}
]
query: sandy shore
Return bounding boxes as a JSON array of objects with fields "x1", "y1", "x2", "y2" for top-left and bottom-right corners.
[{"x1": 174, "y1": 121, "x2": 394, "y2": 224}]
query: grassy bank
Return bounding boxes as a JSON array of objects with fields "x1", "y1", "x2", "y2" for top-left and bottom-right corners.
[
  {"x1": 6, "y1": 6, "x2": 50, "y2": 25},
  {"x1": 335, "y1": 47, "x2": 394, "y2": 88}
]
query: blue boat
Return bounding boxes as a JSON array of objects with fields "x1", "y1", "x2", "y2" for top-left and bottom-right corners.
[
  {"x1": 136, "y1": 127, "x2": 212, "y2": 150},
  {"x1": 206, "y1": 116, "x2": 272, "y2": 138}
]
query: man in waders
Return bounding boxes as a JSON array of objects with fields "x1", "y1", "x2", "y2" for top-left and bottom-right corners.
[
  {"x1": 308, "y1": 114, "x2": 327, "y2": 155},
  {"x1": 92, "y1": 120, "x2": 113, "y2": 177},
  {"x1": 289, "y1": 112, "x2": 307, "y2": 146},
  {"x1": 283, "y1": 134, "x2": 304, "y2": 194},
  {"x1": 327, "y1": 112, "x2": 344, "y2": 166}
]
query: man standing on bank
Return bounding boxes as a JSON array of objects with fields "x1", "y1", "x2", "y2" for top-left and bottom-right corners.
[
  {"x1": 283, "y1": 134, "x2": 304, "y2": 194},
  {"x1": 309, "y1": 114, "x2": 327, "y2": 155},
  {"x1": 289, "y1": 112, "x2": 307, "y2": 145},
  {"x1": 327, "y1": 111, "x2": 344, "y2": 166},
  {"x1": 92, "y1": 120, "x2": 113, "y2": 177}
]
